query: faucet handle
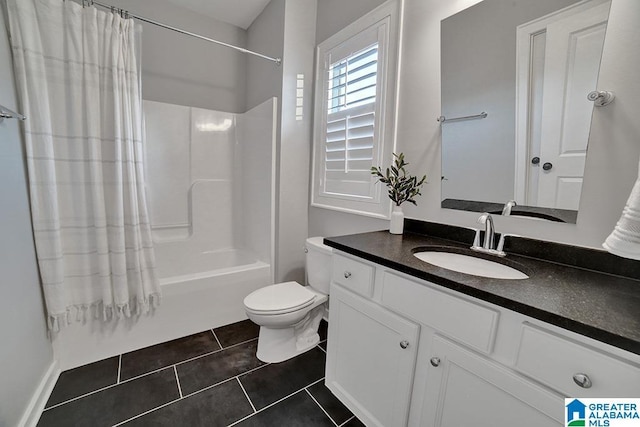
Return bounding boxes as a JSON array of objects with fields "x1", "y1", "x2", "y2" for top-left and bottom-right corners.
[
  {"x1": 502, "y1": 200, "x2": 517, "y2": 216},
  {"x1": 476, "y1": 212, "x2": 491, "y2": 225}
]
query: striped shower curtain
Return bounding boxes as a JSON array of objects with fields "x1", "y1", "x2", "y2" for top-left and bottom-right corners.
[{"x1": 7, "y1": 0, "x2": 160, "y2": 330}]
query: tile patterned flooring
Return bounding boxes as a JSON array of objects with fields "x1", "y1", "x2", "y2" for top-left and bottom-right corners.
[{"x1": 37, "y1": 320, "x2": 363, "y2": 427}]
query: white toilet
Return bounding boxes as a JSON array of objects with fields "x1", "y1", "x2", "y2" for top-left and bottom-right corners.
[{"x1": 243, "y1": 237, "x2": 332, "y2": 363}]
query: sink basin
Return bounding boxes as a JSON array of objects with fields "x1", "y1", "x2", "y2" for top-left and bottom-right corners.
[{"x1": 414, "y1": 251, "x2": 529, "y2": 280}]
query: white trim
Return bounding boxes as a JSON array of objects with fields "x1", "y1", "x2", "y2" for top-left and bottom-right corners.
[
  {"x1": 18, "y1": 360, "x2": 60, "y2": 427},
  {"x1": 309, "y1": 201, "x2": 391, "y2": 219},
  {"x1": 311, "y1": 0, "x2": 402, "y2": 219},
  {"x1": 269, "y1": 97, "x2": 278, "y2": 285}
]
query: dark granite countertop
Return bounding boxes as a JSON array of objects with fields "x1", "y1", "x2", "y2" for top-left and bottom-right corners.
[
  {"x1": 442, "y1": 198, "x2": 578, "y2": 223},
  {"x1": 324, "y1": 226, "x2": 640, "y2": 356}
]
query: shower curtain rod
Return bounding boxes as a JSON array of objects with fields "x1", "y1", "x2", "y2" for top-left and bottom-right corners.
[{"x1": 91, "y1": 1, "x2": 282, "y2": 65}]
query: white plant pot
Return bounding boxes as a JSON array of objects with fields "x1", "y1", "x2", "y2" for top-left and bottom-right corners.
[{"x1": 389, "y1": 205, "x2": 404, "y2": 234}]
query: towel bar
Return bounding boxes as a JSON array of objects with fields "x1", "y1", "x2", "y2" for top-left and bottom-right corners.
[{"x1": 0, "y1": 103, "x2": 26, "y2": 121}]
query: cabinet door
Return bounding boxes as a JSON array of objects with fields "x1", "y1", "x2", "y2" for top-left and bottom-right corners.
[
  {"x1": 420, "y1": 335, "x2": 562, "y2": 427},
  {"x1": 326, "y1": 284, "x2": 420, "y2": 427}
]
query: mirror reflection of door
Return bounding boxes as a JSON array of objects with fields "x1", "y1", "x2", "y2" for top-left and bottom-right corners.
[{"x1": 516, "y1": 0, "x2": 610, "y2": 210}]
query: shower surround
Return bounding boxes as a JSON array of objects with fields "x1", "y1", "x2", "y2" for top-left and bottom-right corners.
[{"x1": 52, "y1": 98, "x2": 276, "y2": 370}]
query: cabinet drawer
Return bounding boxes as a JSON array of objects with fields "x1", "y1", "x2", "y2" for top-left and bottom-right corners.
[
  {"x1": 381, "y1": 272, "x2": 499, "y2": 353},
  {"x1": 332, "y1": 254, "x2": 374, "y2": 297},
  {"x1": 515, "y1": 324, "x2": 640, "y2": 397}
]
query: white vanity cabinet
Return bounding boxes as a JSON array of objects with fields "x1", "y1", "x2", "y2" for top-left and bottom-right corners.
[
  {"x1": 326, "y1": 256, "x2": 420, "y2": 427},
  {"x1": 325, "y1": 250, "x2": 640, "y2": 427},
  {"x1": 418, "y1": 335, "x2": 560, "y2": 427}
]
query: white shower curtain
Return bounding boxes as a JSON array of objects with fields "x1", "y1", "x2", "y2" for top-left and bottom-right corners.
[{"x1": 7, "y1": 0, "x2": 160, "y2": 330}]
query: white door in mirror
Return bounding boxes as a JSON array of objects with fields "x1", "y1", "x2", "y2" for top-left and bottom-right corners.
[{"x1": 535, "y1": 2, "x2": 609, "y2": 210}]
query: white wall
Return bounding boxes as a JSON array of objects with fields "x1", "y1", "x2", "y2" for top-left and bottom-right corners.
[
  {"x1": 315, "y1": 0, "x2": 387, "y2": 43},
  {"x1": 0, "y1": 6, "x2": 54, "y2": 427},
  {"x1": 246, "y1": 0, "x2": 317, "y2": 283},
  {"x1": 246, "y1": 0, "x2": 285, "y2": 112},
  {"x1": 108, "y1": 0, "x2": 247, "y2": 113},
  {"x1": 238, "y1": 98, "x2": 278, "y2": 266},
  {"x1": 276, "y1": 0, "x2": 317, "y2": 282},
  {"x1": 310, "y1": 0, "x2": 640, "y2": 251}
]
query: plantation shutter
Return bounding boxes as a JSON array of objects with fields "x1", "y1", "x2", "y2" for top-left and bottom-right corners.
[
  {"x1": 322, "y1": 42, "x2": 380, "y2": 199},
  {"x1": 312, "y1": 1, "x2": 399, "y2": 218}
]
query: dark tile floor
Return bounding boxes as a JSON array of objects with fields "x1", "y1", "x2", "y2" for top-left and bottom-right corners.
[{"x1": 37, "y1": 319, "x2": 364, "y2": 427}]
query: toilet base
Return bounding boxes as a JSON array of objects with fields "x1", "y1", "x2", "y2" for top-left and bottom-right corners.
[{"x1": 256, "y1": 305, "x2": 325, "y2": 363}]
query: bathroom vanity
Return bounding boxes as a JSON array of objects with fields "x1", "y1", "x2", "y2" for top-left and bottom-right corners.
[{"x1": 323, "y1": 221, "x2": 640, "y2": 427}]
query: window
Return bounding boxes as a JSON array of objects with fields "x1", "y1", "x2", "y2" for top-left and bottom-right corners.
[{"x1": 311, "y1": 0, "x2": 401, "y2": 218}]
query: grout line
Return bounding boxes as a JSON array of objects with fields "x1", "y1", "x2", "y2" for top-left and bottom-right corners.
[
  {"x1": 113, "y1": 375, "x2": 251, "y2": 427},
  {"x1": 117, "y1": 355, "x2": 122, "y2": 384},
  {"x1": 211, "y1": 328, "x2": 224, "y2": 349},
  {"x1": 236, "y1": 377, "x2": 256, "y2": 413},
  {"x1": 174, "y1": 366, "x2": 183, "y2": 398},
  {"x1": 43, "y1": 364, "x2": 175, "y2": 412},
  {"x1": 47, "y1": 363, "x2": 180, "y2": 410},
  {"x1": 226, "y1": 377, "x2": 327, "y2": 427},
  {"x1": 306, "y1": 377, "x2": 325, "y2": 388},
  {"x1": 182, "y1": 363, "x2": 270, "y2": 400},
  {"x1": 111, "y1": 397, "x2": 181, "y2": 427},
  {"x1": 339, "y1": 415, "x2": 356, "y2": 427},
  {"x1": 305, "y1": 388, "x2": 339, "y2": 427},
  {"x1": 114, "y1": 337, "x2": 261, "y2": 389},
  {"x1": 173, "y1": 337, "x2": 259, "y2": 369},
  {"x1": 44, "y1": 335, "x2": 263, "y2": 412}
]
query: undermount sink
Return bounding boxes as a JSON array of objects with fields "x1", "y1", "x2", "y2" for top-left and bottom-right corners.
[{"x1": 413, "y1": 251, "x2": 529, "y2": 280}]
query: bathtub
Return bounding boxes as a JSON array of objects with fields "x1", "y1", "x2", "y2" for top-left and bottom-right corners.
[
  {"x1": 159, "y1": 248, "x2": 264, "y2": 285},
  {"x1": 52, "y1": 248, "x2": 271, "y2": 370},
  {"x1": 158, "y1": 248, "x2": 272, "y2": 327}
]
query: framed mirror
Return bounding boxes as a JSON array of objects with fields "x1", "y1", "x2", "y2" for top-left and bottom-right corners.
[{"x1": 440, "y1": 0, "x2": 611, "y2": 223}]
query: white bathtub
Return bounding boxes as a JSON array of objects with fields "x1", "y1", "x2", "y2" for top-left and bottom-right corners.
[
  {"x1": 53, "y1": 248, "x2": 271, "y2": 370},
  {"x1": 159, "y1": 248, "x2": 263, "y2": 284},
  {"x1": 159, "y1": 249, "x2": 271, "y2": 325}
]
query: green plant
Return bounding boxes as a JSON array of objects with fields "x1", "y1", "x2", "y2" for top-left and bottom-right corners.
[{"x1": 371, "y1": 152, "x2": 427, "y2": 206}]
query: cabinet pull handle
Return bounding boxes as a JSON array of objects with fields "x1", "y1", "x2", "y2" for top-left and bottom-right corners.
[
  {"x1": 344, "y1": 271, "x2": 352, "y2": 279},
  {"x1": 573, "y1": 373, "x2": 592, "y2": 389},
  {"x1": 400, "y1": 340, "x2": 410, "y2": 349},
  {"x1": 430, "y1": 357, "x2": 441, "y2": 367}
]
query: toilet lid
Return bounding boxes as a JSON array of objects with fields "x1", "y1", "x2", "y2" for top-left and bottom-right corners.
[{"x1": 244, "y1": 281, "x2": 315, "y2": 313}]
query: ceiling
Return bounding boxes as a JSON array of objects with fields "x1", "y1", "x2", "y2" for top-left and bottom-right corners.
[{"x1": 163, "y1": 0, "x2": 271, "y2": 29}]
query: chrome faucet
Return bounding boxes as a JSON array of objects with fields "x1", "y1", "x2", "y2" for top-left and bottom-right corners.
[
  {"x1": 502, "y1": 200, "x2": 517, "y2": 216},
  {"x1": 478, "y1": 213, "x2": 495, "y2": 250},
  {"x1": 471, "y1": 213, "x2": 506, "y2": 256}
]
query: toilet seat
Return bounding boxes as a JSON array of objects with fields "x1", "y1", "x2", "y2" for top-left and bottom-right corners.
[{"x1": 244, "y1": 281, "x2": 316, "y2": 315}]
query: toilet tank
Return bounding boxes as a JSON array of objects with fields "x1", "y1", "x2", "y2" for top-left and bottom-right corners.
[{"x1": 305, "y1": 237, "x2": 333, "y2": 294}]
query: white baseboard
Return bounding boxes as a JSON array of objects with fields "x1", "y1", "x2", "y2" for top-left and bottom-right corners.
[{"x1": 18, "y1": 360, "x2": 60, "y2": 427}]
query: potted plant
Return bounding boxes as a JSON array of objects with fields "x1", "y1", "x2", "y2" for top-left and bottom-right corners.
[{"x1": 371, "y1": 152, "x2": 427, "y2": 234}]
